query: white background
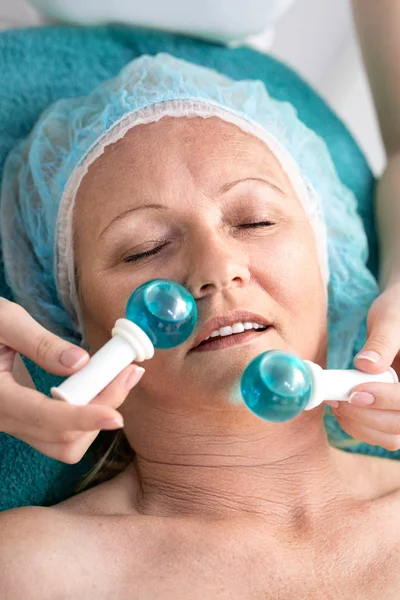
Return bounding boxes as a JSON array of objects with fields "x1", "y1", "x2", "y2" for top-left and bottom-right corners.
[
  {"x1": 0, "y1": 0, "x2": 386, "y2": 175},
  {"x1": 271, "y1": 0, "x2": 385, "y2": 175}
]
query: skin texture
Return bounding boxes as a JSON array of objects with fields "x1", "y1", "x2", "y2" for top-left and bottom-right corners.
[
  {"x1": 74, "y1": 116, "x2": 333, "y2": 518},
  {"x1": 3, "y1": 116, "x2": 400, "y2": 599}
]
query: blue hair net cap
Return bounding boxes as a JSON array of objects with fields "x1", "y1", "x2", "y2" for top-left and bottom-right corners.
[{"x1": 0, "y1": 53, "x2": 378, "y2": 368}]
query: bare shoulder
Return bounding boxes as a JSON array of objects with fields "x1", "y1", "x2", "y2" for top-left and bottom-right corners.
[
  {"x1": 0, "y1": 489, "x2": 167, "y2": 599},
  {"x1": 0, "y1": 504, "x2": 142, "y2": 599},
  {"x1": 55, "y1": 464, "x2": 140, "y2": 516},
  {"x1": 0, "y1": 505, "x2": 66, "y2": 545},
  {"x1": 333, "y1": 447, "x2": 400, "y2": 500},
  {"x1": 357, "y1": 452, "x2": 400, "y2": 499},
  {"x1": 0, "y1": 506, "x2": 72, "y2": 599}
]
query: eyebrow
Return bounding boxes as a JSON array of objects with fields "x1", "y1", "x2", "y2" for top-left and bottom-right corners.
[
  {"x1": 98, "y1": 203, "x2": 167, "y2": 239},
  {"x1": 98, "y1": 177, "x2": 285, "y2": 239},
  {"x1": 219, "y1": 177, "x2": 286, "y2": 195}
]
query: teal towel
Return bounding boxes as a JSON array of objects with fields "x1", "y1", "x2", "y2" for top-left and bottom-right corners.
[{"x1": 0, "y1": 25, "x2": 394, "y2": 512}]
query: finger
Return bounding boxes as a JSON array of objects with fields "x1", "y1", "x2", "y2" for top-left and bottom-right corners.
[
  {"x1": 5, "y1": 420, "x2": 85, "y2": 444},
  {"x1": 324, "y1": 400, "x2": 339, "y2": 409},
  {"x1": 0, "y1": 298, "x2": 89, "y2": 376},
  {"x1": 90, "y1": 364, "x2": 145, "y2": 409},
  {"x1": 332, "y1": 413, "x2": 400, "y2": 452},
  {"x1": 354, "y1": 305, "x2": 400, "y2": 373},
  {"x1": 12, "y1": 430, "x2": 100, "y2": 464},
  {"x1": 5, "y1": 366, "x2": 144, "y2": 443},
  {"x1": 7, "y1": 366, "x2": 143, "y2": 438},
  {"x1": 0, "y1": 373, "x2": 124, "y2": 432},
  {"x1": 348, "y1": 381, "x2": 400, "y2": 411},
  {"x1": 333, "y1": 402, "x2": 400, "y2": 435}
]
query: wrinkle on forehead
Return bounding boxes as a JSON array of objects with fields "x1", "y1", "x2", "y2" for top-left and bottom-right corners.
[{"x1": 76, "y1": 116, "x2": 294, "y2": 213}]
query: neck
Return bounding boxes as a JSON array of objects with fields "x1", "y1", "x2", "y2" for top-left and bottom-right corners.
[{"x1": 124, "y1": 405, "x2": 356, "y2": 532}]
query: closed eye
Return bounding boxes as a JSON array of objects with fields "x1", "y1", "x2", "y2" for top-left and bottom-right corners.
[
  {"x1": 124, "y1": 222, "x2": 274, "y2": 263},
  {"x1": 124, "y1": 242, "x2": 169, "y2": 263},
  {"x1": 239, "y1": 221, "x2": 275, "y2": 228}
]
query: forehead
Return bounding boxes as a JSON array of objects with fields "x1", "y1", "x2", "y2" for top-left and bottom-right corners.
[
  {"x1": 96, "y1": 115, "x2": 273, "y2": 158},
  {"x1": 78, "y1": 116, "x2": 286, "y2": 194}
]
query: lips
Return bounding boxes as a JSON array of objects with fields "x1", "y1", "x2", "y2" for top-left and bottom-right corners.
[
  {"x1": 190, "y1": 311, "x2": 271, "y2": 350},
  {"x1": 191, "y1": 325, "x2": 271, "y2": 352}
]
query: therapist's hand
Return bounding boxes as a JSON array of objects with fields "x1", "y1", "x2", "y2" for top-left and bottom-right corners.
[
  {"x1": 326, "y1": 283, "x2": 400, "y2": 451},
  {"x1": 0, "y1": 298, "x2": 144, "y2": 464}
]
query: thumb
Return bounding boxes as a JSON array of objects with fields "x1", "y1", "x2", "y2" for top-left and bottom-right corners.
[{"x1": 354, "y1": 307, "x2": 400, "y2": 373}]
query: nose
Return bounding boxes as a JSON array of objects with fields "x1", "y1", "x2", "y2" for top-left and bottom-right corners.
[{"x1": 186, "y1": 229, "x2": 251, "y2": 299}]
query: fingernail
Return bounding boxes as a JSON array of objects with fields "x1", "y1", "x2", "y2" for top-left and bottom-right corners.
[
  {"x1": 60, "y1": 347, "x2": 88, "y2": 369},
  {"x1": 349, "y1": 392, "x2": 375, "y2": 406},
  {"x1": 125, "y1": 366, "x2": 145, "y2": 390},
  {"x1": 355, "y1": 351, "x2": 381, "y2": 364},
  {"x1": 95, "y1": 417, "x2": 124, "y2": 430}
]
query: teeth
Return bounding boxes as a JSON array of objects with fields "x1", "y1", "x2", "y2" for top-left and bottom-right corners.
[
  {"x1": 203, "y1": 321, "x2": 266, "y2": 342},
  {"x1": 219, "y1": 326, "x2": 233, "y2": 337}
]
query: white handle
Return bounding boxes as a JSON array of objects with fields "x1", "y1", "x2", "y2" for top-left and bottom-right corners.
[
  {"x1": 304, "y1": 362, "x2": 398, "y2": 410},
  {"x1": 51, "y1": 319, "x2": 154, "y2": 406}
]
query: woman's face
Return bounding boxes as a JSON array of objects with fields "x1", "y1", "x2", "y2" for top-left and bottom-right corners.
[{"x1": 74, "y1": 116, "x2": 327, "y2": 412}]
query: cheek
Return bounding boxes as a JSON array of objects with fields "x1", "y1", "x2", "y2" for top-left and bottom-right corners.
[
  {"x1": 78, "y1": 263, "x2": 130, "y2": 351},
  {"x1": 255, "y1": 225, "x2": 323, "y2": 293},
  {"x1": 252, "y1": 227, "x2": 326, "y2": 351}
]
